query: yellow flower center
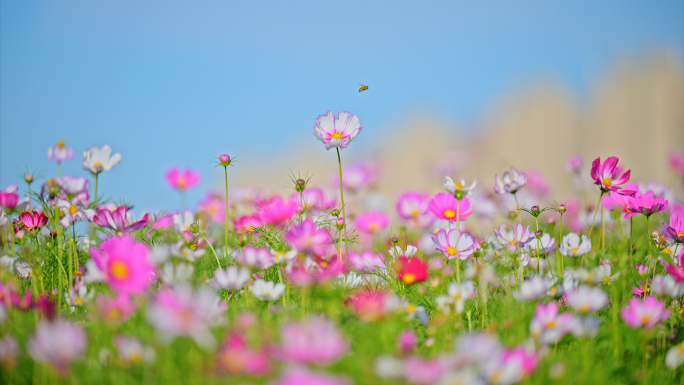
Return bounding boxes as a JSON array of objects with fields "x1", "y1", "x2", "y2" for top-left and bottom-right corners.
[
  {"x1": 603, "y1": 178, "x2": 612, "y2": 187},
  {"x1": 369, "y1": 223, "x2": 379, "y2": 232},
  {"x1": 452, "y1": 293, "x2": 462, "y2": 301},
  {"x1": 446, "y1": 246, "x2": 458, "y2": 256},
  {"x1": 69, "y1": 206, "x2": 78, "y2": 215},
  {"x1": 571, "y1": 247, "x2": 579, "y2": 255},
  {"x1": 586, "y1": 273, "x2": 594, "y2": 282},
  {"x1": 93, "y1": 161, "x2": 103, "y2": 170},
  {"x1": 677, "y1": 232, "x2": 684, "y2": 237},
  {"x1": 403, "y1": 273, "x2": 416, "y2": 284},
  {"x1": 444, "y1": 209, "x2": 456, "y2": 218},
  {"x1": 678, "y1": 344, "x2": 684, "y2": 354},
  {"x1": 546, "y1": 320, "x2": 556, "y2": 328},
  {"x1": 177, "y1": 176, "x2": 187, "y2": 190},
  {"x1": 406, "y1": 304, "x2": 416, "y2": 313},
  {"x1": 579, "y1": 305, "x2": 589, "y2": 314},
  {"x1": 602, "y1": 277, "x2": 611, "y2": 283},
  {"x1": 642, "y1": 315, "x2": 651, "y2": 324},
  {"x1": 508, "y1": 240, "x2": 517, "y2": 245},
  {"x1": 411, "y1": 209, "x2": 420, "y2": 217},
  {"x1": 331, "y1": 132, "x2": 344, "y2": 139},
  {"x1": 455, "y1": 182, "x2": 464, "y2": 190},
  {"x1": 664, "y1": 248, "x2": 672, "y2": 255},
  {"x1": 74, "y1": 298, "x2": 84, "y2": 305},
  {"x1": 111, "y1": 261, "x2": 129, "y2": 279},
  {"x1": 57, "y1": 139, "x2": 65, "y2": 148}
]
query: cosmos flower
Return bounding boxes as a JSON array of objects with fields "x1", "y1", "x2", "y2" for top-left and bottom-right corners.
[
  {"x1": 47, "y1": 139, "x2": 74, "y2": 164},
  {"x1": 398, "y1": 330, "x2": 417, "y2": 353},
  {"x1": 217, "y1": 333, "x2": 270, "y2": 375},
  {"x1": 431, "y1": 229, "x2": 475, "y2": 260},
  {"x1": 0, "y1": 335, "x2": 18, "y2": 371},
  {"x1": 0, "y1": 189, "x2": 19, "y2": 211},
  {"x1": 436, "y1": 281, "x2": 475, "y2": 314},
  {"x1": 620, "y1": 296, "x2": 670, "y2": 329},
  {"x1": 650, "y1": 275, "x2": 684, "y2": 298},
  {"x1": 443, "y1": 176, "x2": 478, "y2": 197},
  {"x1": 249, "y1": 279, "x2": 285, "y2": 301},
  {"x1": 484, "y1": 346, "x2": 538, "y2": 385},
  {"x1": 513, "y1": 276, "x2": 549, "y2": 301},
  {"x1": 236, "y1": 246, "x2": 274, "y2": 270},
  {"x1": 558, "y1": 233, "x2": 592, "y2": 257},
  {"x1": 285, "y1": 219, "x2": 333, "y2": 256},
  {"x1": 566, "y1": 285, "x2": 608, "y2": 314},
  {"x1": 235, "y1": 215, "x2": 262, "y2": 233},
  {"x1": 601, "y1": 182, "x2": 639, "y2": 214},
  {"x1": 272, "y1": 368, "x2": 351, "y2": 385},
  {"x1": 197, "y1": 192, "x2": 226, "y2": 223},
  {"x1": 166, "y1": 167, "x2": 201, "y2": 192},
  {"x1": 529, "y1": 302, "x2": 574, "y2": 344},
  {"x1": 28, "y1": 320, "x2": 87, "y2": 374},
  {"x1": 396, "y1": 191, "x2": 433, "y2": 228},
  {"x1": 590, "y1": 156, "x2": 632, "y2": 194},
  {"x1": 346, "y1": 291, "x2": 401, "y2": 322},
  {"x1": 624, "y1": 190, "x2": 669, "y2": 219},
  {"x1": 56, "y1": 175, "x2": 90, "y2": 197},
  {"x1": 494, "y1": 167, "x2": 527, "y2": 195},
  {"x1": 663, "y1": 212, "x2": 684, "y2": 244},
  {"x1": 82, "y1": 145, "x2": 121, "y2": 175},
  {"x1": 665, "y1": 251, "x2": 684, "y2": 283},
  {"x1": 332, "y1": 164, "x2": 371, "y2": 192},
  {"x1": 92, "y1": 206, "x2": 149, "y2": 234},
  {"x1": 147, "y1": 284, "x2": 227, "y2": 349},
  {"x1": 12, "y1": 211, "x2": 48, "y2": 235},
  {"x1": 88, "y1": 236, "x2": 155, "y2": 294},
  {"x1": 213, "y1": 266, "x2": 251, "y2": 290},
  {"x1": 349, "y1": 251, "x2": 385, "y2": 272},
  {"x1": 395, "y1": 256, "x2": 428, "y2": 285},
  {"x1": 114, "y1": 336, "x2": 156, "y2": 365},
  {"x1": 666, "y1": 341, "x2": 684, "y2": 369},
  {"x1": 428, "y1": 193, "x2": 472, "y2": 222},
  {"x1": 494, "y1": 223, "x2": 533, "y2": 253},
  {"x1": 355, "y1": 211, "x2": 390, "y2": 234},
  {"x1": 388, "y1": 245, "x2": 418, "y2": 259},
  {"x1": 336, "y1": 271, "x2": 364, "y2": 289},
  {"x1": 523, "y1": 232, "x2": 556, "y2": 256},
  {"x1": 257, "y1": 197, "x2": 299, "y2": 227},
  {"x1": 313, "y1": 110, "x2": 363, "y2": 150},
  {"x1": 95, "y1": 294, "x2": 138, "y2": 323},
  {"x1": 56, "y1": 198, "x2": 96, "y2": 227},
  {"x1": 565, "y1": 155, "x2": 583, "y2": 174},
  {"x1": 278, "y1": 317, "x2": 349, "y2": 366}
]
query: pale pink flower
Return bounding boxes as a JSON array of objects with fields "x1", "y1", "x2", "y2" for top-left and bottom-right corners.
[
  {"x1": 431, "y1": 228, "x2": 475, "y2": 260},
  {"x1": 313, "y1": 110, "x2": 362, "y2": 150},
  {"x1": 217, "y1": 332, "x2": 270, "y2": 375},
  {"x1": 56, "y1": 175, "x2": 90, "y2": 197},
  {"x1": 567, "y1": 285, "x2": 607, "y2": 314},
  {"x1": 96, "y1": 293, "x2": 138, "y2": 323},
  {"x1": 494, "y1": 167, "x2": 527, "y2": 195},
  {"x1": 620, "y1": 296, "x2": 670, "y2": 329},
  {"x1": 397, "y1": 191, "x2": 433, "y2": 228},
  {"x1": 403, "y1": 356, "x2": 445, "y2": 384},
  {"x1": 279, "y1": 317, "x2": 349, "y2": 366},
  {"x1": 89, "y1": 236, "x2": 155, "y2": 294},
  {"x1": 494, "y1": 223, "x2": 533, "y2": 252},
  {"x1": 236, "y1": 246, "x2": 274, "y2": 270},
  {"x1": 285, "y1": 219, "x2": 332, "y2": 256},
  {"x1": 332, "y1": 164, "x2": 372, "y2": 192},
  {"x1": 565, "y1": 155, "x2": 583, "y2": 174},
  {"x1": 0, "y1": 335, "x2": 19, "y2": 370},
  {"x1": 197, "y1": 192, "x2": 226, "y2": 223},
  {"x1": 355, "y1": 211, "x2": 390, "y2": 234},
  {"x1": 165, "y1": 167, "x2": 201, "y2": 191},
  {"x1": 485, "y1": 347, "x2": 538, "y2": 384},
  {"x1": 529, "y1": 302, "x2": 574, "y2": 344},
  {"x1": 47, "y1": 139, "x2": 74, "y2": 164},
  {"x1": 28, "y1": 320, "x2": 87, "y2": 375},
  {"x1": 271, "y1": 368, "x2": 351, "y2": 385},
  {"x1": 398, "y1": 330, "x2": 417, "y2": 353},
  {"x1": 349, "y1": 250, "x2": 385, "y2": 272},
  {"x1": 114, "y1": 336, "x2": 156, "y2": 364}
]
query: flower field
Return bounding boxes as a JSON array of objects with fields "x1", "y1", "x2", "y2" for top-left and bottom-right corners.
[{"x1": 1, "y1": 110, "x2": 684, "y2": 385}]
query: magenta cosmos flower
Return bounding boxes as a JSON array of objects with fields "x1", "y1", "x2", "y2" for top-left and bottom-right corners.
[
  {"x1": 257, "y1": 197, "x2": 299, "y2": 227},
  {"x1": 12, "y1": 211, "x2": 48, "y2": 235},
  {"x1": 27, "y1": 319, "x2": 87, "y2": 375},
  {"x1": 279, "y1": 317, "x2": 349, "y2": 366},
  {"x1": 313, "y1": 110, "x2": 363, "y2": 150},
  {"x1": 0, "y1": 190, "x2": 19, "y2": 211},
  {"x1": 272, "y1": 368, "x2": 351, "y2": 385},
  {"x1": 665, "y1": 250, "x2": 684, "y2": 283},
  {"x1": 47, "y1": 139, "x2": 75, "y2": 164},
  {"x1": 89, "y1": 236, "x2": 155, "y2": 294},
  {"x1": 620, "y1": 296, "x2": 670, "y2": 329},
  {"x1": 494, "y1": 167, "x2": 527, "y2": 194},
  {"x1": 590, "y1": 156, "x2": 633, "y2": 194},
  {"x1": 431, "y1": 229, "x2": 475, "y2": 260},
  {"x1": 355, "y1": 211, "x2": 390, "y2": 234},
  {"x1": 623, "y1": 190, "x2": 669, "y2": 219},
  {"x1": 166, "y1": 167, "x2": 201, "y2": 191},
  {"x1": 663, "y1": 212, "x2": 684, "y2": 244},
  {"x1": 428, "y1": 193, "x2": 472, "y2": 222},
  {"x1": 285, "y1": 219, "x2": 332, "y2": 256},
  {"x1": 92, "y1": 206, "x2": 149, "y2": 234}
]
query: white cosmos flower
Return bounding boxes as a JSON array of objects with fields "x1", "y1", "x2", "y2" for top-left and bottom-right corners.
[
  {"x1": 566, "y1": 285, "x2": 607, "y2": 314},
  {"x1": 82, "y1": 145, "x2": 121, "y2": 175},
  {"x1": 666, "y1": 341, "x2": 684, "y2": 369},
  {"x1": 336, "y1": 271, "x2": 363, "y2": 289},
  {"x1": 388, "y1": 245, "x2": 417, "y2": 259},
  {"x1": 249, "y1": 279, "x2": 285, "y2": 301},
  {"x1": 513, "y1": 276, "x2": 549, "y2": 301},
  {"x1": 213, "y1": 266, "x2": 250, "y2": 290},
  {"x1": 559, "y1": 233, "x2": 592, "y2": 257},
  {"x1": 443, "y1": 176, "x2": 478, "y2": 196},
  {"x1": 160, "y1": 262, "x2": 194, "y2": 284},
  {"x1": 270, "y1": 249, "x2": 297, "y2": 264}
]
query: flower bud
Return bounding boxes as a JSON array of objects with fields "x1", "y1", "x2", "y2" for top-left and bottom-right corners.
[
  {"x1": 295, "y1": 178, "x2": 306, "y2": 192},
  {"x1": 557, "y1": 204, "x2": 567, "y2": 213},
  {"x1": 330, "y1": 209, "x2": 340, "y2": 217},
  {"x1": 398, "y1": 330, "x2": 417, "y2": 353},
  {"x1": 636, "y1": 263, "x2": 648, "y2": 276},
  {"x1": 530, "y1": 205, "x2": 540, "y2": 216},
  {"x1": 508, "y1": 210, "x2": 518, "y2": 220},
  {"x1": 534, "y1": 230, "x2": 543, "y2": 239},
  {"x1": 24, "y1": 174, "x2": 33, "y2": 183},
  {"x1": 391, "y1": 237, "x2": 399, "y2": 245},
  {"x1": 335, "y1": 217, "x2": 345, "y2": 230},
  {"x1": 218, "y1": 154, "x2": 231, "y2": 166},
  {"x1": 547, "y1": 217, "x2": 556, "y2": 225},
  {"x1": 651, "y1": 230, "x2": 660, "y2": 238}
]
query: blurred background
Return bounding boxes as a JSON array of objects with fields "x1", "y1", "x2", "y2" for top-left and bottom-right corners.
[{"x1": 1, "y1": 0, "x2": 682, "y2": 214}]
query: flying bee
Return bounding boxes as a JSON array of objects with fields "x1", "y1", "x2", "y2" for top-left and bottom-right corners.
[{"x1": 357, "y1": 83, "x2": 369, "y2": 92}]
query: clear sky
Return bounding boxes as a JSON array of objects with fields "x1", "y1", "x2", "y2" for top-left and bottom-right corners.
[{"x1": 1, "y1": 0, "x2": 683, "y2": 213}]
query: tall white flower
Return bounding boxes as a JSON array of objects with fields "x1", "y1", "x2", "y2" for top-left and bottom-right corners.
[
  {"x1": 559, "y1": 233, "x2": 592, "y2": 257},
  {"x1": 443, "y1": 176, "x2": 478, "y2": 197},
  {"x1": 213, "y1": 266, "x2": 250, "y2": 290},
  {"x1": 566, "y1": 285, "x2": 607, "y2": 314},
  {"x1": 82, "y1": 145, "x2": 121, "y2": 175},
  {"x1": 666, "y1": 341, "x2": 684, "y2": 369},
  {"x1": 249, "y1": 279, "x2": 285, "y2": 301}
]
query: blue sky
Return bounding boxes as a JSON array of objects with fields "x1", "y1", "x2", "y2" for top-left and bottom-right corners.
[{"x1": 1, "y1": 0, "x2": 683, "y2": 212}]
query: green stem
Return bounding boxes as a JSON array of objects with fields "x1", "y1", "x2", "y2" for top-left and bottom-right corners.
[
  {"x1": 513, "y1": 193, "x2": 521, "y2": 224},
  {"x1": 224, "y1": 167, "x2": 230, "y2": 260},
  {"x1": 587, "y1": 192, "x2": 605, "y2": 238},
  {"x1": 199, "y1": 232, "x2": 221, "y2": 268},
  {"x1": 277, "y1": 266, "x2": 288, "y2": 306},
  {"x1": 535, "y1": 217, "x2": 540, "y2": 276},
  {"x1": 58, "y1": 163, "x2": 62, "y2": 178},
  {"x1": 558, "y1": 213, "x2": 564, "y2": 276},
  {"x1": 336, "y1": 148, "x2": 349, "y2": 269},
  {"x1": 456, "y1": 198, "x2": 461, "y2": 283},
  {"x1": 56, "y1": 221, "x2": 65, "y2": 313}
]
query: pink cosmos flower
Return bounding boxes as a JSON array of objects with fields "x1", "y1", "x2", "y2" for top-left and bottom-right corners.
[
  {"x1": 47, "y1": 139, "x2": 74, "y2": 164},
  {"x1": 272, "y1": 368, "x2": 351, "y2": 385},
  {"x1": 669, "y1": 151, "x2": 684, "y2": 178},
  {"x1": 663, "y1": 212, "x2": 684, "y2": 243},
  {"x1": 313, "y1": 110, "x2": 363, "y2": 150},
  {"x1": 28, "y1": 320, "x2": 87, "y2": 375},
  {"x1": 0, "y1": 190, "x2": 19, "y2": 210},
  {"x1": 279, "y1": 317, "x2": 349, "y2": 366},
  {"x1": 332, "y1": 164, "x2": 371, "y2": 192},
  {"x1": 236, "y1": 246, "x2": 274, "y2": 270},
  {"x1": 398, "y1": 330, "x2": 417, "y2": 353},
  {"x1": 92, "y1": 206, "x2": 149, "y2": 234},
  {"x1": 636, "y1": 263, "x2": 649, "y2": 276},
  {"x1": 624, "y1": 190, "x2": 669, "y2": 219},
  {"x1": 95, "y1": 294, "x2": 138, "y2": 323},
  {"x1": 349, "y1": 250, "x2": 385, "y2": 272},
  {"x1": 494, "y1": 223, "x2": 533, "y2": 252},
  {"x1": 525, "y1": 170, "x2": 550, "y2": 196},
  {"x1": 620, "y1": 296, "x2": 670, "y2": 328},
  {"x1": 590, "y1": 156, "x2": 633, "y2": 194},
  {"x1": 397, "y1": 191, "x2": 433, "y2": 228},
  {"x1": 217, "y1": 332, "x2": 270, "y2": 375},
  {"x1": 403, "y1": 356, "x2": 445, "y2": 384},
  {"x1": 529, "y1": 302, "x2": 574, "y2": 344},
  {"x1": 235, "y1": 215, "x2": 261, "y2": 233},
  {"x1": 485, "y1": 347, "x2": 538, "y2": 384},
  {"x1": 665, "y1": 250, "x2": 684, "y2": 283},
  {"x1": 257, "y1": 197, "x2": 299, "y2": 227},
  {"x1": 494, "y1": 167, "x2": 527, "y2": 194},
  {"x1": 565, "y1": 155, "x2": 583, "y2": 174},
  {"x1": 56, "y1": 198, "x2": 96, "y2": 227},
  {"x1": 147, "y1": 284, "x2": 227, "y2": 349},
  {"x1": 285, "y1": 219, "x2": 332, "y2": 256},
  {"x1": 290, "y1": 187, "x2": 326, "y2": 213},
  {"x1": 346, "y1": 291, "x2": 400, "y2": 322},
  {"x1": 165, "y1": 167, "x2": 201, "y2": 191},
  {"x1": 56, "y1": 175, "x2": 90, "y2": 197},
  {"x1": 431, "y1": 229, "x2": 475, "y2": 260},
  {"x1": 12, "y1": 211, "x2": 48, "y2": 235},
  {"x1": 601, "y1": 182, "x2": 639, "y2": 213},
  {"x1": 89, "y1": 236, "x2": 155, "y2": 294},
  {"x1": 355, "y1": 211, "x2": 390, "y2": 234},
  {"x1": 197, "y1": 192, "x2": 226, "y2": 223},
  {"x1": 428, "y1": 193, "x2": 472, "y2": 222}
]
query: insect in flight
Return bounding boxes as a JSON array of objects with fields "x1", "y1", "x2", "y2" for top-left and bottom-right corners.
[{"x1": 357, "y1": 83, "x2": 369, "y2": 92}]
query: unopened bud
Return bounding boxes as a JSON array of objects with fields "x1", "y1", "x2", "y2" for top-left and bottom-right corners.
[
  {"x1": 530, "y1": 205, "x2": 540, "y2": 216},
  {"x1": 331, "y1": 209, "x2": 340, "y2": 217},
  {"x1": 534, "y1": 230, "x2": 543, "y2": 239},
  {"x1": 651, "y1": 230, "x2": 660, "y2": 238},
  {"x1": 335, "y1": 217, "x2": 345, "y2": 230},
  {"x1": 24, "y1": 174, "x2": 33, "y2": 183},
  {"x1": 295, "y1": 178, "x2": 306, "y2": 192},
  {"x1": 218, "y1": 154, "x2": 231, "y2": 166},
  {"x1": 547, "y1": 217, "x2": 556, "y2": 225},
  {"x1": 391, "y1": 237, "x2": 399, "y2": 245},
  {"x1": 50, "y1": 230, "x2": 58, "y2": 238},
  {"x1": 557, "y1": 204, "x2": 567, "y2": 213},
  {"x1": 508, "y1": 210, "x2": 518, "y2": 220}
]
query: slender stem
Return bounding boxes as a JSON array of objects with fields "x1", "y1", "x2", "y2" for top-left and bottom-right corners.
[
  {"x1": 71, "y1": 223, "x2": 79, "y2": 278},
  {"x1": 299, "y1": 191, "x2": 304, "y2": 224},
  {"x1": 58, "y1": 163, "x2": 62, "y2": 178},
  {"x1": 56, "y1": 217, "x2": 65, "y2": 313},
  {"x1": 199, "y1": 232, "x2": 221, "y2": 268},
  {"x1": 277, "y1": 266, "x2": 288, "y2": 306},
  {"x1": 535, "y1": 217, "x2": 540, "y2": 276},
  {"x1": 336, "y1": 148, "x2": 349, "y2": 269},
  {"x1": 513, "y1": 193, "x2": 521, "y2": 223},
  {"x1": 588, "y1": 192, "x2": 605, "y2": 238},
  {"x1": 92, "y1": 173, "x2": 99, "y2": 241},
  {"x1": 224, "y1": 167, "x2": 230, "y2": 260},
  {"x1": 559, "y1": 213, "x2": 565, "y2": 275},
  {"x1": 629, "y1": 217, "x2": 633, "y2": 254},
  {"x1": 27, "y1": 184, "x2": 32, "y2": 210}
]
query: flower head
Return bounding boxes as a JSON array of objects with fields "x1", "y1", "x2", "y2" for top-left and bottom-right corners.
[
  {"x1": 494, "y1": 167, "x2": 527, "y2": 195},
  {"x1": 96, "y1": 293, "x2": 138, "y2": 323},
  {"x1": 89, "y1": 236, "x2": 155, "y2": 294},
  {"x1": 529, "y1": 302, "x2": 574, "y2": 344},
  {"x1": 166, "y1": 167, "x2": 201, "y2": 191},
  {"x1": 590, "y1": 156, "x2": 632, "y2": 193},
  {"x1": 620, "y1": 296, "x2": 670, "y2": 329},
  {"x1": 236, "y1": 246, "x2": 274, "y2": 270},
  {"x1": 395, "y1": 256, "x2": 428, "y2": 285},
  {"x1": 332, "y1": 164, "x2": 371, "y2": 192},
  {"x1": 567, "y1": 286, "x2": 607, "y2": 314},
  {"x1": 355, "y1": 211, "x2": 390, "y2": 234},
  {"x1": 285, "y1": 219, "x2": 332, "y2": 255},
  {"x1": 213, "y1": 266, "x2": 251, "y2": 290},
  {"x1": 257, "y1": 197, "x2": 299, "y2": 227},
  {"x1": 249, "y1": 279, "x2": 285, "y2": 301},
  {"x1": 565, "y1": 155, "x2": 583, "y2": 174},
  {"x1": 663, "y1": 212, "x2": 684, "y2": 244},
  {"x1": 624, "y1": 190, "x2": 669, "y2": 219},
  {"x1": 396, "y1": 191, "x2": 433, "y2": 228},
  {"x1": 443, "y1": 176, "x2": 478, "y2": 197},
  {"x1": 0, "y1": 189, "x2": 19, "y2": 211},
  {"x1": 313, "y1": 110, "x2": 362, "y2": 150},
  {"x1": 428, "y1": 193, "x2": 472, "y2": 222},
  {"x1": 28, "y1": 320, "x2": 87, "y2": 375},
  {"x1": 279, "y1": 317, "x2": 349, "y2": 366},
  {"x1": 82, "y1": 145, "x2": 121, "y2": 174},
  {"x1": 559, "y1": 233, "x2": 592, "y2": 257},
  {"x1": 12, "y1": 211, "x2": 48, "y2": 235},
  {"x1": 47, "y1": 139, "x2": 74, "y2": 164},
  {"x1": 666, "y1": 341, "x2": 684, "y2": 369},
  {"x1": 494, "y1": 223, "x2": 533, "y2": 253},
  {"x1": 92, "y1": 206, "x2": 149, "y2": 234},
  {"x1": 431, "y1": 229, "x2": 475, "y2": 260},
  {"x1": 217, "y1": 332, "x2": 270, "y2": 375}
]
